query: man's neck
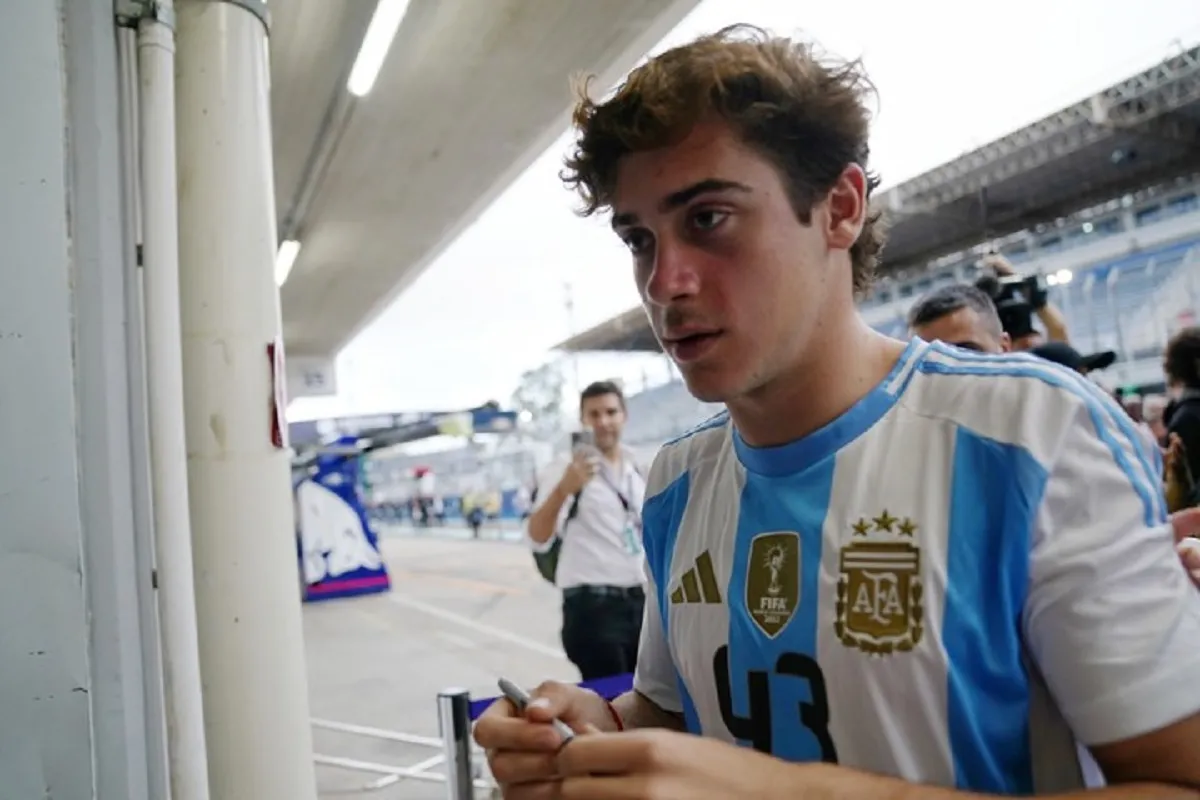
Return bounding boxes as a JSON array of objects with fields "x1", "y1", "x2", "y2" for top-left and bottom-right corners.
[
  {"x1": 727, "y1": 320, "x2": 908, "y2": 448},
  {"x1": 600, "y1": 445, "x2": 622, "y2": 465}
]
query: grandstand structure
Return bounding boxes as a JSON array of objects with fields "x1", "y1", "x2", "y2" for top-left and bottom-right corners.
[{"x1": 558, "y1": 44, "x2": 1200, "y2": 445}]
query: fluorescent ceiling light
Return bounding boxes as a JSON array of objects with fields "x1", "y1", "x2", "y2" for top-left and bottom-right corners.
[
  {"x1": 275, "y1": 239, "x2": 301, "y2": 287},
  {"x1": 347, "y1": 0, "x2": 411, "y2": 98}
]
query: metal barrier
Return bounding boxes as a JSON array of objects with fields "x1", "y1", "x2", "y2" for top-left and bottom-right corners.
[
  {"x1": 310, "y1": 712, "x2": 493, "y2": 795},
  {"x1": 311, "y1": 673, "x2": 634, "y2": 798},
  {"x1": 436, "y1": 673, "x2": 636, "y2": 799},
  {"x1": 439, "y1": 689, "x2": 476, "y2": 799}
]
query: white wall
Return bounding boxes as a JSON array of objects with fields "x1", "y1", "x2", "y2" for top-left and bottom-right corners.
[{"x1": 0, "y1": 0, "x2": 161, "y2": 796}]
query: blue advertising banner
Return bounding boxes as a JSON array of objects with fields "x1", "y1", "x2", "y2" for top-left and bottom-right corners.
[{"x1": 295, "y1": 436, "x2": 391, "y2": 602}]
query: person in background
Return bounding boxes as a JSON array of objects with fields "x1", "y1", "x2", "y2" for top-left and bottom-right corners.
[
  {"x1": 909, "y1": 285, "x2": 1196, "y2": 571},
  {"x1": 907, "y1": 283, "x2": 1009, "y2": 353},
  {"x1": 1164, "y1": 327, "x2": 1200, "y2": 509},
  {"x1": 465, "y1": 494, "x2": 485, "y2": 539},
  {"x1": 1145, "y1": 394, "x2": 1169, "y2": 445},
  {"x1": 525, "y1": 381, "x2": 647, "y2": 681},
  {"x1": 980, "y1": 253, "x2": 1071, "y2": 351},
  {"x1": 1028, "y1": 340, "x2": 1117, "y2": 377}
]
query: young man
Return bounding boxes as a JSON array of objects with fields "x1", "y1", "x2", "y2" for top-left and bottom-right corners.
[{"x1": 476, "y1": 25, "x2": 1200, "y2": 798}]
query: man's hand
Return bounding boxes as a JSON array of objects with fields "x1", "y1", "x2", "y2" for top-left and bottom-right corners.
[
  {"x1": 981, "y1": 253, "x2": 1015, "y2": 277},
  {"x1": 1170, "y1": 506, "x2": 1200, "y2": 586},
  {"x1": 558, "y1": 451, "x2": 599, "y2": 496},
  {"x1": 474, "y1": 681, "x2": 616, "y2": 799},
  {"x1": 555, "y1": 728, "x2": 796, "y2": 800}
]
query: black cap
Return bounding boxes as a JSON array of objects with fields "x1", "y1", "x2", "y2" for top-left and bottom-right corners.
[{"x1": 1030, "y1": 341, "x2": 1116, "y2": 373}]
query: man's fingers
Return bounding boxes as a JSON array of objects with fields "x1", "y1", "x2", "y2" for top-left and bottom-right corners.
[
  {"x1": 556, "y1": 731, "x2": 651, "y2": 777},
  {"x1": 476, "y1": 697, "x2": 517, "y2": 721},
  {"x1": 525, "y1": 681, "x2": 582, "y2": 722},
  {"x1": 1178, "y1": 538, "x2": 1200, "y2": 584},
  {"x1": 473, "y1": 697, "x2": 518, "y2": 747},
  {"x1": 1170, "y1": 509, "x2": 1200, "y2": 544},
  {"x1": 489, "y1": 750, "x2": 562, "y2": 786},
  {"x1": 495, "y1": 780, "x2": 562, "y2": 800},
  {"x1": 475, "y1": 715, "x2": 564, "y2": 753}
]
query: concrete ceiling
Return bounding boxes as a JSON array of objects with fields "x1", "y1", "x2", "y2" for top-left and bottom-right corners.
[{"x1": 270, "y1": 0, "x2": 701, "y2": 358}]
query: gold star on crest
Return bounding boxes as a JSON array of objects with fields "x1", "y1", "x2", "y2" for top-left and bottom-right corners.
[
  {"x1": 897, "y1": 517, "x2": 917, "y2": 537},
  {"x1": 852, "y1": 518, "x2": 871, "y2": 536},
  {"x1": 872, "y1": 510, "x2": 897, "y2": 533}
]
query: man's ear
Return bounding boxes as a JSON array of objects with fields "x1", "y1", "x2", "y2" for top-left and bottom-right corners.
[{"x1": 825, "y1": 163, "x2": 867, "y2": 253}]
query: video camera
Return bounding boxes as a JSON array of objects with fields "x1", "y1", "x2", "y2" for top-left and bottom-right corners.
[{"x1": 974, "y1": 271, "x2": 1049, "y2": 338}]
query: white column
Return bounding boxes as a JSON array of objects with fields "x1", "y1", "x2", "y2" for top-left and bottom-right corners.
[{"x1": 174, "y1": 2, "x2": 318, "y2": 797}]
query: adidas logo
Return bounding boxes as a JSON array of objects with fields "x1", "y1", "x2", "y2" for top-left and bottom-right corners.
[{"x1": 669, "y1": 550, "x2": 723, "y2": 605}]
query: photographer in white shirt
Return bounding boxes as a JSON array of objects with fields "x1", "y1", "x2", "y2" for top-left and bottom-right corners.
[{"x1": 526, "y1": 381, "x2": 646, "y2": 680}]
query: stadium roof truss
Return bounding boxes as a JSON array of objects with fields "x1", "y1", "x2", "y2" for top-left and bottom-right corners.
[
  {"x1": 557, "y1": 306, "x2": 660, "y2": 353},
  {"x1": 879, "y1": 44, "x2": 1200, "y2": 270},
  {"x1": 557, "y1": 44, "x2": 1200, "y2": 354}
]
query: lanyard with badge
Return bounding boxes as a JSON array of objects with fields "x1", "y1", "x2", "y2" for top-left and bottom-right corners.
[{"x1": 597, "y1": 464, "x2": 642, "y2": 556}]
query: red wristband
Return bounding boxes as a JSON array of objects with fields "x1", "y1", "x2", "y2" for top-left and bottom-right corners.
[{"x1": 606, "y1": 700, "x2": 625, "y2": 732}]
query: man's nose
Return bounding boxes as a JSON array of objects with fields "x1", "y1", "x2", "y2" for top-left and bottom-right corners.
[{"x1": 644, "y1": 239, "x2": 699, "y2": 306}]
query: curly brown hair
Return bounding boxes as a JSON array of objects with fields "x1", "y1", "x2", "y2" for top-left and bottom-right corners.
[{"x1": 562, "y1": 25, "x2": 886, "y2": 295}]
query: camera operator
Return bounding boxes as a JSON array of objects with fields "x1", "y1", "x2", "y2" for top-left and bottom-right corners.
[
  {"x1": 974, "y1": 253, "x2": 1070, "y2": 351},
  {"x1": 525, "y1": 380, "x2": 646, "y2": 680}
]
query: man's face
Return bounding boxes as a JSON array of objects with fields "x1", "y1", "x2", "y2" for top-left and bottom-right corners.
[
  {"x1": 610, "y1": 120, "x2": 866, "y2": 402},
  {"x1": 912, "y1": 307, "x2": 1010, "y2": 354},
  {"x1": 1011, "y1": 331, "x2": 1043, "y2": 352},
  {"x1": 580, "y1": 392, "x2": 625, "y2": 452}
]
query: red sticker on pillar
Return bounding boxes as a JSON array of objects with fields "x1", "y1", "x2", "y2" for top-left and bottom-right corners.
[{"x1": 268, "y1": 339, "x2": 289, "y2": 449}]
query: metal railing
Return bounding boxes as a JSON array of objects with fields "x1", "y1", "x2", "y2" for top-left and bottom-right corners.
[
  {"x1": 313, "y1": 674, "x2": 635, "y2": 797},
  {"x1": 311, "y1": 693, "x2": 491, "y2": 797}
]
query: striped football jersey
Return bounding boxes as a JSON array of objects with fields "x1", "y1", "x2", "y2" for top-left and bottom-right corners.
[{"x1": 633, "y1": 339, "x2": 1200, "y2": 793}]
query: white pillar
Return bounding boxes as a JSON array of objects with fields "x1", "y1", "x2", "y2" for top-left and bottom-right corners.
[{"x1": 174, "y1": 2, "x2": 318, "y2": 797}]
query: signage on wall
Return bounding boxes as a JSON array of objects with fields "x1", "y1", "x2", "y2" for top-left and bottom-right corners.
[{"x1": 286, "y1": 355, "x2": 338, "y2": 399}]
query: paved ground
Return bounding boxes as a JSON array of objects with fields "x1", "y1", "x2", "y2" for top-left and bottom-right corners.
[{"x1": 306, "y1": 524, "x2": 578, "y2": 799}]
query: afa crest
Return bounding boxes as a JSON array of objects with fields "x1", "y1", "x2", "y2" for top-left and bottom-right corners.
[{"x1": 834, "y1": 510, "x2": 924, "y2": 656}]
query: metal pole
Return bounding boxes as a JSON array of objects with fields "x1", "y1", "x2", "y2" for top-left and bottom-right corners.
[
  {"x1": 174, "y1": 1, "x2": 317, "y2": 796},
  {"x1": 438, "y1": 689, "x2": 474, "y2": 800},
  {"x1": 564, "y1": 282, "x2": 582, "y2": 396},
  {"x1": 117, "y1": 22, "x2": 171, "y2": 800},
  {"x1": 135, "y1": 3, "x2": 213, "y2": 796}
]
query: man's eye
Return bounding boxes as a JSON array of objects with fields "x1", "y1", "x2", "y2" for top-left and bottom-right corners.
[
  {"x1": 622, "y1": 230, "x2": 653, "y2": 255},
  {"x1": 690, "y1": 209, "x2": 729, "y2": 231}
]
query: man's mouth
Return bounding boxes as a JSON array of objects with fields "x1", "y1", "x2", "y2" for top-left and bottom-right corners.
[{"x1": 662, "y1": 330, "x2": 723, "y2": 363}]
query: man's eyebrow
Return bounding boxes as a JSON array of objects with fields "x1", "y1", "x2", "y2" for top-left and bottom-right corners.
[{"x1": 611, "y1": 178, "x2": 752, "y2": 229}]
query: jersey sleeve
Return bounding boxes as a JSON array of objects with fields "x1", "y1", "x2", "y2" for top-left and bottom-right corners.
[
  {"x1": 1024, "y1": 399, "x2": 1200, "y2": 746},
  {"x1": 632, "y1": 560, "x2": 683, "y2": 713}
]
